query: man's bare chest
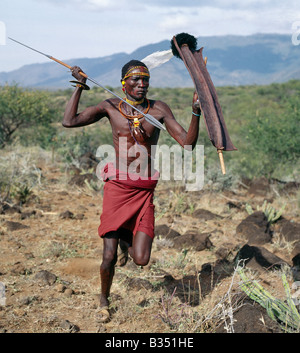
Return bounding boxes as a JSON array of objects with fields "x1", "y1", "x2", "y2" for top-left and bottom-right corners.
[{"x1": 105, "y1": 99, "x2": 161, "y2": 143}]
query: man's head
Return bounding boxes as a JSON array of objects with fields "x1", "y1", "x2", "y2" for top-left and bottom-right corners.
[
  {"x1": 121, "y1": 60, "x2": 149, "y2": 81},
  {"x1": 121, "y1": 60, "x2": 150, "y2": 101}
]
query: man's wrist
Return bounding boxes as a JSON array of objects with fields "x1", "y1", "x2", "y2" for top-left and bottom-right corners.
[
  {"x1": 192, "y1": 110, "x2": 201, "y2": 117},
  {"x1": 70, "y1": 80, "x2": 90, "y2": 91}
]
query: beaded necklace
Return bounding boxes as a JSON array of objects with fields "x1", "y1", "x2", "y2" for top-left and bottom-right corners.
[
  {"x1": 125, "y1": 97, "x2": 145, "y2": 106},
  {"x1": 118, "y1": 98, "x2": 154, "y2": 160},
  {"x1": 118, "y1": 98, "x2": 150, "y2": 127}
]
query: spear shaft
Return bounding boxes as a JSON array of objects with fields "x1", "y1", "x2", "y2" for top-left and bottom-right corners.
[{"x1": 8, "y1": 37, "x2": 165, "y2": 130}]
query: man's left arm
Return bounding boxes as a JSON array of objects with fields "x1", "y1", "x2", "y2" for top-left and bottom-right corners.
[{"x1": 160, "y1": 92, "x2": 201, "y2": 150}]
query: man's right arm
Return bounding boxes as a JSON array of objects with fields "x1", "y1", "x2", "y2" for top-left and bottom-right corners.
[
  {"x1": 62, "y1": 66, "x2": 106, "y2": 128},
  {"x1": 62, "y1": 90, "x2": 106, "y2": 128}
]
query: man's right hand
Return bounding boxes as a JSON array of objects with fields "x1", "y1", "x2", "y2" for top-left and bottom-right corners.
[{"x1": 70, "y1": 66, "x2": 87, "y2": 83}]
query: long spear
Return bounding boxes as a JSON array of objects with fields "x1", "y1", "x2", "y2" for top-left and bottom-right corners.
[{"x1": 8, "y1": 37, "x2": 165, "y2": 131}]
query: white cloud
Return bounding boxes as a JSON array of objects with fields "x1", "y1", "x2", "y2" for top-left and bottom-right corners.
[
  {"x1": 36, "y1": 0, "x2": 145, "y2": 11},
  {"x1": 32, "y1": 0, "x2": 300, "y2": 27},
  {"x1": 157, "y1": 5, "x2": 299, "y2": 37},
  {"x1": 1, "y1": 0, "x2": 299, "y2": 73},
  {"x1": 83, "y1": 0, "x2": 138, "y2": 11}
]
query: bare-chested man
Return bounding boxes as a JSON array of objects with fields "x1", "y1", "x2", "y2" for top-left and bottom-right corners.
[{"x1": 63, "y1": 60, "x2": 201, "y2": 322}]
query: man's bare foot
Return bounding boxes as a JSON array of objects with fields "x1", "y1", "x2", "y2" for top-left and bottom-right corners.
[
  {"x1": 96, "y1": 295, "x2": 111, "y2": 323},
  {"x1": 95, "y1": 306, "x2": 110, "y2": 323},
  {"x1": 117, "y1": 239, "x2": 129, "y2": 267}
]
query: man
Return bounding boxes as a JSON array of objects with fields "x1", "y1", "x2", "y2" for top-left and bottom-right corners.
[{"x1": 62, "y1": 60, "x2": 201, "y2": 322}]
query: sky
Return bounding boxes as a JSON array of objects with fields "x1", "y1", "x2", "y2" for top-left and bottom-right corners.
[{"x1": 0, "y1": 0, "x2": 299, "y2": 73}]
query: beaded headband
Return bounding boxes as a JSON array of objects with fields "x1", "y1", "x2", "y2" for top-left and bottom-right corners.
[{"x1": 122, "y1": 66, "x2": 150, "y2": 80}]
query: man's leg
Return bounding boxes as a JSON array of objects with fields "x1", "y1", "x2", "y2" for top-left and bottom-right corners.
[
  {"x1": 99, "y1": 234, "x2": 118, "y2": 308},
  {"x1": 117, "y1": 228, "x2": 133, "y2": 267},
  {"x1": 130, "y1": 231, "x2": 153, "y2": 266}
]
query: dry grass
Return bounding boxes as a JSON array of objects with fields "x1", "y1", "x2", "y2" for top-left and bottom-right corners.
[{"x1": 0, "y1": 146, "x2": 299, "y2": 333}]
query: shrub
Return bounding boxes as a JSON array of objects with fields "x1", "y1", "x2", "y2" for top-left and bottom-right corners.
[{"x1": 0, "y1": 84, "x2": 55, "y2": 148}]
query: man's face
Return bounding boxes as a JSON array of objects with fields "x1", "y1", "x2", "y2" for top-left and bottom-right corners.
[{"x1": 124, "y1": 67, "x2": 150, "y2": 100}]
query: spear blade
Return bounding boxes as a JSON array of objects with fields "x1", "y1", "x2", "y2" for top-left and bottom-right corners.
[
  {"x1": 144, "y1": 114, "x2": 165, "y2": 130},
  {"x1": 8, "y1": 37, "x2": 52, "y2": 59}
]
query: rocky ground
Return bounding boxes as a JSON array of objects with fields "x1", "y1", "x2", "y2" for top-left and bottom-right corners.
[{"x1": 0, "y1": 151, "x2": 300, "y2": 333}]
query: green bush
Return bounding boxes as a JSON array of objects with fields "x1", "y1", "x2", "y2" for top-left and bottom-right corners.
[
  {"x1": 240, "y1": 95, "x2": 300, "y2": 178},
  {"x1": 1, "y1": 80, "x2": 300, "y2": 181},
  {"x1": 0, "y1": 84, "x2": 56, "y2": 148}
]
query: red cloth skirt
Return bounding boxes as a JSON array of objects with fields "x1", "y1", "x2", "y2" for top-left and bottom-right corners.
[{"x1": 98, "y1": 163, "x2": 159, "y2": 239}]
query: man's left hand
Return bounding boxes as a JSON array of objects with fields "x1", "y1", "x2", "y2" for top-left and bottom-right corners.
[{"x1": 192, "y1": 91, "x2": 201, "y2": 112}]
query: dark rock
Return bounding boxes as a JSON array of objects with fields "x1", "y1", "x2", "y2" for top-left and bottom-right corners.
[
  {"x1": 59, "y1": 210, "x2": 74, "y2": 219},
  {"x1": 147, "y1": 269, "x2": 175, "y2": 286},
  {"x1": 291, "y1": 264, "x2": 300, "y2": 281},
  {"x1": 20, "y1": 210, "x2": 37, "y2": 219},
  {"x1": 236, "y1": 211, "x2": 272, "y2": 245},
  {"x1": 124, "y1": 276, "x2": 153, "y2": 291},
  {"x1": 78, "y1": 152, "x2": 99, "y2": 169},
  {"x1": 69, "y1": 173, "x2": 97, "y2": 187},
  {"x1": 234, "y1": 244, "x2": 288, "y2": 271},
  {"x1": 60, "y1": 319, "x2": 80, "y2": 333},
  {"x1": 1, "y1": 204, "x2": 21, "y2": 215},
  {"x1": 275, "y1": 218, "x2": 300, "y2": 243},
  {"x1": 216, "y1": 298, "x2": 282, "y2": 333},
  {"x1": 5, "y1": 221, "x2": 29, "y2": 231},
  {"x1": 215, "y1": 243, "x2": 238, "y2": 260},
  {"x1": 174, "y1": 232, "x2": 213, "y2": 251},
  {"x1": 34, "y1": 270, "x2": 57, "y2": 286},
  {"x1": 192, "y1": 208, "x2": 222, "y2": 221},
  {"x1": 199, "y1": 259, "x2": 234, "y2": 294},
  {"x1": 227, "y1": 201, "x2": 242, "y2": 209},
  {"x1": 292, "y1": 242, "x2": 300, "y2": 281},
  {"x1": 291, "y1": 242, "x2": 300, "y2": 279},
  {"x1": 18, "y1": 296, "x2": 39, "y2": 306},
  {"x1": 282, "y1": 181, "x2": 300, "y2": 194},
  {"x1": 247, "y1": 177, "x2": 270, "y2": 196},
  {"x1": 18, "y1": 296, "x2": 31, "y2": 306},
  {"x1": 75, "y1": 213, "x2": 85, "y2": 220},
  {"x1": 10, "y1": 262, "x2": 28, "y2": 275},
  {"x1": 138, "y1": 299, "x2": 150, "y2": 307},
  {"x1": 162, "y1": 274, "x2": 175, "y2": 284},
  {"x1": 165, "y1": 259, "x2": 234, "y2": 305},
  {"x1": 155, "y1": 224, "x2": 181, "y2": 239},
  {"x1": 292, "y1": 251, "x2": 300, "y2": 267}
]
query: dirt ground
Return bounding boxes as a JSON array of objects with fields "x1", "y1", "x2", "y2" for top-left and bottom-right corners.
[{"x1": 0, "y1": 151, "x2": 299, "y2": 333}]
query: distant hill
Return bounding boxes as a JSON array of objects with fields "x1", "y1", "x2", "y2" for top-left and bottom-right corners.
[{"x1": 1, "y1": 33, "x2": 299, "y2": 88}]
